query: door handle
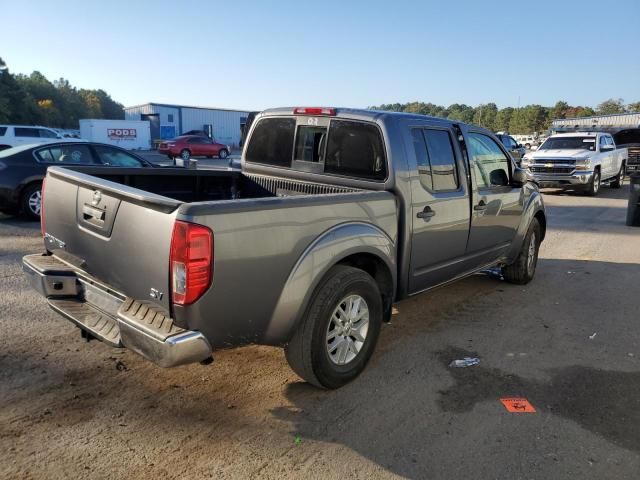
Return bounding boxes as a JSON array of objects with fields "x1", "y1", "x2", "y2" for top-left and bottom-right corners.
[
  {"x1": 417, "y1": 206, "x2": 436, "y2": 220},
  {"x1": 474, "y1": 201, "x2": 487, "y2": 211}
]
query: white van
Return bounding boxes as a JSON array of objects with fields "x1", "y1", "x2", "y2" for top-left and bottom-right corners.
[{"x1": 0, "y1": 125, "x2": 85, "y2": 150}]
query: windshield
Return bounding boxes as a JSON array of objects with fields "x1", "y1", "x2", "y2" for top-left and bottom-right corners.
[{"x1": 539, "y1": 136, "x2": 596, "y2": 151}]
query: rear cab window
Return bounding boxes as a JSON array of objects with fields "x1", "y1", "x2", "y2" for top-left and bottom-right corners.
[{"x1": 245, "y1": 116, "x2": 387, "y2": 181}]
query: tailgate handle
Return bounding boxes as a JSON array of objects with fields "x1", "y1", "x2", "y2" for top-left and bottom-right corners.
[{"x1": 82, "y1": 204, "x2": 106, "y2": 222}]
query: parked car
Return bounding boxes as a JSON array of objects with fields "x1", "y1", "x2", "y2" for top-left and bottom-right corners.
[
  {"x1": 0, "y1": 125, "x2": 86, "y2": 151},
  {"x1": 158, "y1": 135, "x2": 230, "y2": 161},
  {"x1": 496, "y1": 134, "x2": 526, "y2": 165},
  {"x1": 0, "y1": 142, "x2": 153, "y2": 219},
  {"x1": 612, "y1": 128, "x2": 640, "y2": 175},
  {"x1": 514, "y1": 135, "x2": 538, "y2": 149},
  {"x1": 521, "y1": 132, "x2": 627, "y2": 195},
  {"x1": 24, "y1": 107, "x2": 546, "y2": 389}
]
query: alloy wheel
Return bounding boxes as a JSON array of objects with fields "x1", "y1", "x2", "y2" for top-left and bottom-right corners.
[
  {"x1": 29, "y1": 190, "x2": 41, "y2": 216},
  {"x1": 326, "y1": 295, "x2": 370, "y2": 365}
]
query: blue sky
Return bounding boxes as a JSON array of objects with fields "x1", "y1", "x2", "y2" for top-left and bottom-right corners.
[{"x1": 1, "y1": 0, "x2": 639, "y2": 110}]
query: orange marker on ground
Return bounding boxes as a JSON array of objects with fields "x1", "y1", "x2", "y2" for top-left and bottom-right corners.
[{"x1": 500, "y1": 397, "x2": 536, "y2": 413}]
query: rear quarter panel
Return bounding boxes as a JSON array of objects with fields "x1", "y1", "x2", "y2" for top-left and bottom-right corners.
[{"x1": 175, "y1": 191, "x2": 398, "y2": 348}]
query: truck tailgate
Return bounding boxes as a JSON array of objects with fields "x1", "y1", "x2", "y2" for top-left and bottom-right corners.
[{"x1": 42, "y1": 167, "x2": 181, "y2": 312}]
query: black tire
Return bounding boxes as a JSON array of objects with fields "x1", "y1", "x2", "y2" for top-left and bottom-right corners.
[
  {"x1": 525, "y1": 143, "x2": 531, "y2": 149},
  {"x1": 180, "y1": 149, "x2": 191, "y2": 161},
  {"x1": 219, "y1": 149, "x2": 229, "y2": 159},
  {"x1": 502, "y1": 218, "x2": 541, "y2": 285},
  {"x1": 610, "y1": 163, "x2": 625, "y2": 189},
  {"x1": 21, "y1": 183, "x2": 42, "y2": 220},
  {"x1": 584, "y1": 169, "x2": 601, "y2": 196},
  {"x1": 284, "y1": 265, "x2": 383, "y2": 389}
]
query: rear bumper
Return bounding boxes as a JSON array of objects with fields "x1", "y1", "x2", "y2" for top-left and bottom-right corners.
[{"x1": 23, "y1": 254, "x2": 212, "y2": 367}]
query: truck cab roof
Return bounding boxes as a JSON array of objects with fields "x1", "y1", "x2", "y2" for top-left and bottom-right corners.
[{"x1": 260, "y1": 106, "x2": 488, "y2": 131}]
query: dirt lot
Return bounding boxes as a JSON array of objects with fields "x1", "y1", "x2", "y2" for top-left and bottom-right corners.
[{"x1": 1, "y1": 186, "x2": 639, "y2": 480}]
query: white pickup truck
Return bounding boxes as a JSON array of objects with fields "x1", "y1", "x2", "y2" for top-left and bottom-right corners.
[{"x1": 521, "y1": 132, "x2": 627, "y2": 195}]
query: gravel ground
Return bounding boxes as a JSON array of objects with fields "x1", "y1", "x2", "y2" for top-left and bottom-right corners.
[{"x1": 1, "y1": 185, "x2": 639, "y2": 480}]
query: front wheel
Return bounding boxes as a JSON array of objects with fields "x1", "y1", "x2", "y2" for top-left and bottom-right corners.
[
  {"x1": 219, "y1": 149, "x2": 229, "y2": 159},
  {"x1": 610, "y1": 163, "x2": 625, "y2": 189},
  {"x1": 284, "y1": 265, "x2": 383, "y2": 389},
  {"x1": 180, "y1": 149, "x2": 191, "y2": 161},
  {"x1": 585, "y1": 169, "x2": 601, "y2": 196},
  {"x1": 502, "y1": 218, "x2": 541, "y2": 285}
]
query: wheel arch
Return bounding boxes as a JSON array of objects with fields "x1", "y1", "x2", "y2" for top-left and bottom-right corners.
[
  {"x1": 505, "y1": 190, "x2": 546, "y2": 264},
  {"x1": 264, "y1": 222, "x2": 396, "y2": 345}
]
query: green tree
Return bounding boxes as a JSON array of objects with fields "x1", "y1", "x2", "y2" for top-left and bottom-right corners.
[
  {"x1": 549, "y1": 100, "x2": 570, "y2": 120},
  {"x1": 627, "y1": 102, "x2": 640, "y2": 113},
  {"x1": 494, "y1": 107, "x2": 514, "y2": 132},
  {"x1": 473, "y1": 103, "x2": 497, "y2": 130},
  {"x1": 596, "y1": 98, "x2": 625, "y2": 115},
  {"x1": 0, "y1": 59, "x2": 124, "y2": 128},
  {"x1": 509, "y1": 105, "x2": 548, "y2": 134},
  {"x1": 446, "y1": 103, "x2": 474, "y2": 123}
]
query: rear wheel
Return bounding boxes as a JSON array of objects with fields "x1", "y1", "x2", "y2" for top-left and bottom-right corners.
[
  {"x1": 525, "y1": 143, "x2": 531, "y2": 149},
  {"x1": 610, "y1": 163, "x2": 625, "y2": 189},
  {"x1": 585, "y1": 169, "x2": 601, "y2": 196},
  {"x1": 219, "y1": 149, "x2": 229, "y2": 159},
  {"x1": 502, "y1": 218, "x2": 541, "y2": 285},
  {"x1": 180, "y1": 149, "x2": 191, "y2": 161},
  {"x1": 284, "y1": 265, "x2": 383, "y2": 389},
  {"x1": 21, "y1": 183, "x2": 42, "y2": 220}
]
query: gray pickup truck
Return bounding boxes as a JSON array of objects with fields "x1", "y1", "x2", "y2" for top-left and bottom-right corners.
[{"x1": 24, "y1": 107, "x2": 546, "y2": 389}]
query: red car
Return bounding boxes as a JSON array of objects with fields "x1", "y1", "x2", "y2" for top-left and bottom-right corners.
[{"x1": 159, "y1": 135, "x2": 230, "y2": 161}]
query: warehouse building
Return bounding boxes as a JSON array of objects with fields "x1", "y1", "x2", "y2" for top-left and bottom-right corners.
[
  {"x1": 124, "y1": 102, "x2": 253, "y2": 148},
  {"x1": 551, "y1": 112, "x2": 640, "y2": 133}
]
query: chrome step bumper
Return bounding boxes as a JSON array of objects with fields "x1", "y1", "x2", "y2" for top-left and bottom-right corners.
[{"x1": 23, "y1": 254, "x2": 212, "y2": 367}]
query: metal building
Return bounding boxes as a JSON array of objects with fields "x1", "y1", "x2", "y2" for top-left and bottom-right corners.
[
  {"x1": 124, "y1": 102, "x2": 253, "y2": 148},
  {"x1": 551, "y1": 112, "x2": 640, "y2": 133}
]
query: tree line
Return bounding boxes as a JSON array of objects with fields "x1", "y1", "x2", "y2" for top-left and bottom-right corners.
[
  {"x1": 371, "y1": 99, "x2": 640, "y2": 134},
  {"x1": 0, "y1": 57, "x2": 124, "y2": 129}
]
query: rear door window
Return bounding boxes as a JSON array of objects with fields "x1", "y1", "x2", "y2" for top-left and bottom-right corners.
[
  {"x1": 35, "y1": 145, "x2": 96, "y2": 164},
  {"x1": 15, "y1": 127, "x2": 41, "y2": 138},
  {"x1": 411, "y1": 128, "x2": 459, "y2": 191},
  {"x1": 245, "y1": 117, "x2": 296, "y2": 167},
  {"x1": 0, "y1": 127, "x2": 7, "y2": 136},
  {"x1": 324, "y1": 120, "x2": 386, "y2": 180}
]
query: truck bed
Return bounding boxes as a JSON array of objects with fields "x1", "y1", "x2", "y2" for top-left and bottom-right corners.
[{"x1": 68, "y1": 166, "x2": 362, "y2": 203}]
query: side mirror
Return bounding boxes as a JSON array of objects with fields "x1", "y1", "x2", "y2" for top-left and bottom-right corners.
[
  {"x1": 490, "y1": 169, "x2": 509, "y2": 186},
  {"x1": 517, "y1": 144, "x2": 523, "y2": 149},
  {"x1": 511, "y1": 167, "x2": 532, "y2": 187},
  {"x1": 600, "y1": 144, "x2": 615, "y2": 152}
]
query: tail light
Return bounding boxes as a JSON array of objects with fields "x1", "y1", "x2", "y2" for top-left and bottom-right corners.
[
  {"x1": 170, "y1": 220, "x2": 213, "y2": 305},
  {"x1": 40, "y1": 177, "x2": 46, "y2": 237},
  {"x1": 293, "y1": 107, "x2": 336, "y2": 116}
]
